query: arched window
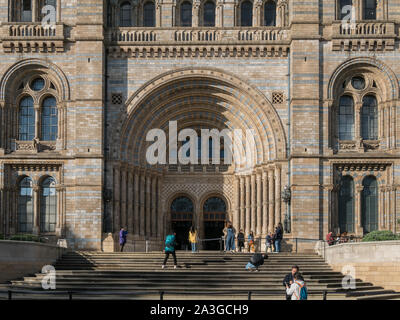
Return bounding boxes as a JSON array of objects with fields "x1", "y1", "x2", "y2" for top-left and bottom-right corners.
[
  {"x1": 120, "y1": 2, "x2": 132, "y2": 27},
  {"x1": 41, "y1": 96, "x2": 58, "y2": 141},
  {"x1": 180, "y1": 1, "x2": 192, "y2": 26},
  {"x1": 338, "y1": 176, "x2": 354, "y2": 233},
  {"x1": 203, "y1": 197, "x2": 226, "y2": 214},
  {"x1": 362, "y1": 176, "x2": 378, "y2": 233},
  {"x1": 22, "y1": 0, "x2": 32, "y2": 22},
  {"x1": 241, "y1": 1, "x2": 253, "y2": 26},
  {"x1": 203, "y1": 1, "x2": 216, "y2": 27},
  {"x1": 170, "y1": 196, "x2": 193, "y2": 249},
  {"x1": 361, "y1": 95, "x2": 378, "y2": 140},
  {"x1": 18, "y1": 177, "x2": 34, "y2": 233},
  {"x1": 264, "y1": 0, "x2": 276, "y2": 26},
  {"x1": 338, "y1": 95, "x2": 354, "y2": 140},
  {"x1": 339, "y1": 0, "x2": 353, "y2": 20},
  {"x1": 40, "y1": 177, "x2": 57, "y2": 233},
  {"x1": 143, "y1": 1, "x2": 155, "y2": 27},
  {"x1": 19, "y1": 96, "x2": 35, "y2": 141},
  {"x1": 363, "y1": 0, "x2": 377, "y2": 20}
]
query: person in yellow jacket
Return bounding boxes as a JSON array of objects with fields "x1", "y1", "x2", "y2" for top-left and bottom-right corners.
[{"x1": 188, "y1": 226, "x2": 198, "y2": 253}]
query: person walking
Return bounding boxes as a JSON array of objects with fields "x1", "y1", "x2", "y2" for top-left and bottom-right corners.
[
  {"x1": 237, "y1": 229, "x2": 245, "y2": 252},
  {"x1": 285, "y1": 272, "x2": 307, "y2": 300},
  {"x1": 245, "y1": 253, "x2": 268, "y2": 272},
  {"x1": 225, "y1": 222, "x2": 236, "y2": 253},
  {"x1": 274, "y1": 223, "x2": 283, "y2": 253},
  {"x1": 119, "y1": 227, "x2": 128, "y2": 252},
  {"x1": 162, "y1": 231, "x2": 178, "y2": 269},
  {"x1": 283, "y1": 265, "x2": 299, "y2": 300},
  {"x1": 189, "y1": 226, "x2": 198, "y2": 253},
  {"x1": 248, "y1": 231, "x2": 255, "y2": 252}
]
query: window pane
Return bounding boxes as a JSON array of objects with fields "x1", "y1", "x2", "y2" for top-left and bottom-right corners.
[
  {"x1": 364, "y1": 0, "x2": 377, "y2": 20},
  {"x1": 40, "y1": 177, "x2": 57, "y2": 233},
  {"x1": 181, "y1": 2, "x2": 192, "y2": 26},
  {"x1": 120, "y1": 2, "x2": 132, "y2": 27},
  {"x1": 338, "y1": 95, "x2": 354, "y2": 140},
  {"x1": 241, "y1": 1, "x2": 253, "y2": 26},
  {"x1": 41, "y1": 96, "x2": 58, "y2": 141},
  {"x1": 19, "y1": 96, "x2": 35, "y2": 141},
  {"x1": 361, "y1": 95, "x2": 378, "y2": 140},
  {"x1": 18, "y1": 177, "x2": 34, "y2": 233},
  {"x1": 339, "y1": 0, "x2": 353, "y2": 20},
  {"x1": 264, "y1": 1, "x2": 276, "y2": 26},
  {"x1": 203, "y1": 1, "x2": 215, "y2": 27},
  {"x1": 338, "y1": 176, "x2": 354, "y2": 233},
  {"x1": 143, "y1": 2, "x2": 155, "y2": 27}
]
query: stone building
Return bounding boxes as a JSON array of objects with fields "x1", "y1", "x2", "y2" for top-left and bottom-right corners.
[{"x1": 0, "y1": 0, "x2": 399, "y2": 251}]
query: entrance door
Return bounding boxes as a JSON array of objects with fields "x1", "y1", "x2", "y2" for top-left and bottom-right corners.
[
  {"x1": 203, "y1": 197, "x2": 227, "y2": 250},
  {"x1": 171, "y1": 196, "x2": 194, "y2": 250}
]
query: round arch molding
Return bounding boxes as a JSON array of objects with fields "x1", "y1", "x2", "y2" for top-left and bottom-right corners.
[{"x1": 118, "y1": 67, "x2": 287, "y2": 166}]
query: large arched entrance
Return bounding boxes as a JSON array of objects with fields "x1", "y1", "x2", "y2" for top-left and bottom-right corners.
[
  {"x1": 203, "y1": 197, "x2": 226, "y2": 250},
  {"x1": 170, "y1": 196, "x2": 194, "y2": 250}
]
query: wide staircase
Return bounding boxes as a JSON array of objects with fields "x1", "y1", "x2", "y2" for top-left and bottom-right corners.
[{"x1": 2, "y1": 251, "x2": 400, "y2": 300}]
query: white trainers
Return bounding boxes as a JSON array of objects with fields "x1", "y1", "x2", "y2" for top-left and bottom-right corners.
[
  {"x1": 174, "y1": 265, "x2": 177, "y2": 269},
  {"x1": 162, "y1": 265, "x2": 165, "y2": 269}
]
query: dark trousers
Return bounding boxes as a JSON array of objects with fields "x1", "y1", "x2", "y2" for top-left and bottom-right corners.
[
  {"x1": 163, "y1": 251, "x2": 177, "y2": 266},
  {"x1": 238, "y1": 241, "x2": 244, "y2": 252},
  {"x1": 285, "y1": 293, "x2": 291, "y2": 300},
  {"x1": 120, "y1": 243, "x2": 125, "y2": 252}
]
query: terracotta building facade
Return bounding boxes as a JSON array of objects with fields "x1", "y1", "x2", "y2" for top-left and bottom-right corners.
[{"x1": 0, "y1": 0, "x2": 399, "y2": 251}]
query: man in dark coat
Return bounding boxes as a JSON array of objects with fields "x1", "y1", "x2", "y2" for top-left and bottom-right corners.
[
  {"x1": 283, "y1": 265, "x2": 299, "y2": 300},
  {"x1": 245, "y1": 253, "x2": 268, "y2": 272}
]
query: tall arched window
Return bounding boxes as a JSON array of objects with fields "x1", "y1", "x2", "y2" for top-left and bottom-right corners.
[
  {"x1": 143, "y1": 1, "x2": 155, "y2": 27},
  {"x1": 22, "y1": 0, "x2": 32, "y2": 22},
  {"x1": 171, "y1": 196, "x2": 193, "y2": 249},
  {"x1": 241, "y1": 1, "x2": 253, "y2": 26},
  {"x1": 338, "y1": 176, "x2": 354, "y2": 233},
  {"x1": 19, "y1": 96, "x2": 35, "y2": 141},
  {"x1": 120, "y1": 2, "x2": 132, "y2": 27},
  {"x1": 18, "y1": 177, "x2": 34, "y2": 233},
  {"x1": 363, "y1": 0, "x2": 377, "y2": 20},
  {"x1": 361, "y1": 95, "x2": 378, "y2": 140},
  {"x1": 40, "y1": 177, "x2": 57, "y2": 233},
  {"x1": 264, "y1": 0, "x2": 276, "y2": 26},
  {"x1": 362, "y1": 176, "x2": 378, "y2": 233},
  {"x1": 339, "y1": 0, "x2": 353, "y2": 20},
  {"x1": 203, "y1": 1, "x2": 216, "y2": 26},
  {"x1": 41, "y1": 96, "x2": 58, "y2": 141},
  {"x1": 338, "y1": 95, "x2": 355, "y2": 140},
  {"x1": 180, "y1": 1, "x2": 192, "y2": 26}
]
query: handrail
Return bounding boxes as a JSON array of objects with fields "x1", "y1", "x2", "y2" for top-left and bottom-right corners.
[{"x1": 0, "y1": 288, "x2": 350, "y2": 300}]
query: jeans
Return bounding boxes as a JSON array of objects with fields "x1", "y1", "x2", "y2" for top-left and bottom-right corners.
[
  {"x1": 163, "y1": 251, "x2": 177, "y2": 266},
  {"x1": 226, "y1": 236, "x2": 235, "y2": 251},
  {"x1": 191, "y1": 243, "x2": 197, "y2": 253},
  {"x1": 275, "y1": 239, "x2": 281, "y2": 253},
  {"x1": 246, "y1": 262, "x2": 257, "y2": 270}
]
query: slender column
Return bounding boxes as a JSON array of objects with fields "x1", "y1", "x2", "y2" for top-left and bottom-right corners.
[
  {"x1": 275, "y1": 166, "x2": 281, "y2": 224},
  {"x1": 245, "y1": 175, "x2": 251, "y2": 236},
  {"x1": 216, "y1": 1, "x2": 223, "y2": 27},
  {"x1": 145, "y1": 175, "x2": 151, "y2": 236},
  {"x1": 268, "y1": 169, "x2": 275, "y2": 232},
  {"x1": 156, "y1": 0, "x2": 162, "y2": 27},
  {"x1": 239, "y1": 176, "x2": 245, "y2": 232},
  {"x1": 11, "y1": 187, "x2": 17, "y2": 233},
  {"x1": 355, "y1": 185, "x2": 364, "y2": 236},
  {"x1": 253, "y1": 0, "x2": 262, "y2": 27},
  {"x1": 4, "y1": 188, "x2": 9, "y2": 234},
  {"x1": 262, "y1": 170, "x2": 268, "y2": 235},
  {"x1": 256, "y1": 172, "x2": 262, "y2": 236},
  {"x1": 151, "y1": 176, "x2": 157, "y2": 237},
  {"x1": 121, "y1": 168, "x2": 127, "y2": 228},
  {"x1": 355, "y1": 103, "x2": 363, "y2": 149},
  {"x1": 133, "y1": 171, "x2": 140, "y2": 235},
  {"x1": 33, "y1": 185, "x2": 40, "y2": 234},
  {"x1": 139, "y1": 172, "x2": 145, "y2": 236},
  {"x1": 57, "y1": 0, "x2": 61, "y2": 22},
  {"x1": 34, "y1": 105, "x2": 40, "y2": 140},
  {"x1": 379, "y1": 185, "x2": 386, "y2": 229},
  {"x1": 385, "y1": 186, "x2": 390, "y2": 230},
  {"x1": 233, "y1": 177, "x2": 240, "y2": 231},
  {"x1": 113, "y1": 166, "x2": 120, "y2": 232},
  {"x1": 157, "y1": 176, "x2": 163, "y2": 239},
  {"x1": 192, "y1": 0, "x2": 200, "y2": 27},
  {"x1": 251, "y1": 174, "x2": 256, "y2": 234},
  {"x1": 127, "y1": 172, "x2": 133, "y2": 233},
  {"x1": 32, "y1": 0, "x2": 38, "y2": 22}
]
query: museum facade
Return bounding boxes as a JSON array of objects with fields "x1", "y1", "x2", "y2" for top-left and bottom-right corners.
[{"x1": 0, "y1": 0, "x2": 399, "y2": 251}]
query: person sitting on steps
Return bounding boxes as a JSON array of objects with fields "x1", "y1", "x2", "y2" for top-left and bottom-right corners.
[{"x1": 245, "y1": 253, "x2": 268, "y2": 272}]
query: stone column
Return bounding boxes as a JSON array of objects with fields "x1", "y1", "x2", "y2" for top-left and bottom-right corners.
[
  {"x1": 145, "y1": 175, "x2": 151, "y2": 236},
  {"x1": 121, "y1": 168, "x2": 127, "y2": 229},
  {"x1": 268, "y1": 169, "x2": 275, "y2": 232},
  {"x1": 156, "y1": 0, "x2": 162, "y2": 27},
  {"x1": 262, "y1": 170, "x2": 268, "y2": 235},
  {"x1": 157, "y1": 176, "x2": 163, "y2": 239},
  {"x1": 151, "y1": 175, "x2": 157, "y2": 237},
  {"x1": 275, "y1": 166, "x2": 281, "y2": 224},
  {"x1": 139, "y1": 172, "x2": 145, "y2": 236},
  {"x1": 245, "y1": 175, "x2": 251, "y2": 236},
  {"x1": 133, "y1": 170, "x2": 140, "y2": 236},
  {"x1": 355, "y1": 185, "x2": 364, "y2": 236},
  {"x1": 251, "y1": 174, "x2": 256, "y2": 234},
  {"x1": 253, "y1": 0, "x2": 262, "y2": 27},
  {"x1": 127, "y1": 172, "x2": 133, "y2": 233},
  {"x1": 256, "y1": 172, "x2": 262, "y2": 236},
  {"x1": 216, "y1": 1, "x2": 223, "y2": 27},
  {"x1": 57, "y1": 0, "x2": 61, "y2": 22},
  {"x1": 33, "y1": 185, "x2": 40, "y2": 234},
  {"x1": 32, "y1": 0, "x2": 38, "y2": 22},
  {"x1": 239, "y1": 176, "x2": 245, "y2": 231},
  {"x1": 355, "y1": 102, "x2": 363, "y2": 150},
  {"x1": 385, "y1": 186, "x2": 390, "y2": 230},
  {"x1": 379, "y1": 185, "x2": 386, "y2": 229},
  {"x1": 192, "y1": 0, "x2": 200, "y2": 27},
  {"x1": 113, "y1": 166, "x2": 120, "y2": 232},
  {"x1": 34, "y1": 104, "x2": 40, "y2": 140},
  {"x1": 233, "y1": 177, "x2": 240, "y2": 231}
]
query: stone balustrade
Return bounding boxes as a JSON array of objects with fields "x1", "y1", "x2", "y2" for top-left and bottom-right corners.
[{"x1": 334, "y1": 21, "x2": 395, "y2": 37}]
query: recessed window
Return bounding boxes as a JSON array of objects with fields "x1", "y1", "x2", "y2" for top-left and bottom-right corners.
[
  {"x1": 203, "y1": 1, "x2": 216, "y2": 27},
  {"x1": 31, "y1": 77, "x2": 45, "y2": 91},
  {"x1": 241, "y1": 1, "x2": 253, "y2": 26},
  {"x1": 180, "y1": 1, "x2": 192, "y2": 27},
  {"x1": 351, "y1": 76, "x2": 365, "y2": 90}
]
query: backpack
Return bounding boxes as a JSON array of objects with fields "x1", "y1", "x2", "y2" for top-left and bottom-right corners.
[
  {"x1": 296, "y1": 281, "x2": 308, "y2": 300},
  {"x1": 165, "y1": 235, "x2": 175, "y2": 251}
]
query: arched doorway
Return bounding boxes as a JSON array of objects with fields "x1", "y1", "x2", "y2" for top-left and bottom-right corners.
[
  {"x1": 203, "y1": 197, "x2": 226, "y2": 250},
  {"x1": 362, "y1": 176, "x2": 378, "y2": 233},
  {"x1": 170, "y1": 196, "x2": 194, "y2": 250}
]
